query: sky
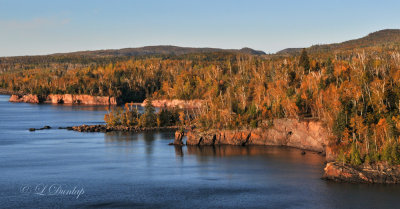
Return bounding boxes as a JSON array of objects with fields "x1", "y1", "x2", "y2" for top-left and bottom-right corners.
[{"x1": 0, "y1": 0, "x2": 399, "y2": 56}]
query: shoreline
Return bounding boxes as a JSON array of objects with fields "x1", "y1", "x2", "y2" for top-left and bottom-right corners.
[
  {"x1": 33, "y1": 119, "x2": 400, "y2": 184},
  {"x1": 0, "y1": 88, "x2": 16, "y2": 95},
  {"x1": 70, "y1": 124, "x2": 180, "y2": 133},
  {"x1": 322, "y1": 162, "x2": 400, "y2": 184},
  {"x1": 6, "y1": 93, "x2": 204, "y2": 108},
  {"x1": 9, "y1": 94, "x2": 117, "y2": 105}
]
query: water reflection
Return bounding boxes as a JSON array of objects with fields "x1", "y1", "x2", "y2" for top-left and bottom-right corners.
[
  {"x1": 44, "y1": 102, "x2": 146, "y2": 113},
  {"x1": 48, "y1": 104, "x2": 112, "y2": 111},
  {"x1": 104, "y1": 131, "x2": 140, "y2": 143},
  {"x1": 143, "y1": 132, "x2": 155, "y2": 155},
  {"x1": 174, "y1": 145, "x2": 184, "y2": 156},
  {"x1": 186, "y1": 145, "x2": 325, "y2": 165},
  {"x1": 104, "y1": 131, "x2": 175, "y2": 156},
  {"x1": 103, "y1": 132, "x2": 139, "y2": 154},
  {"x1": 104, "y1": 131, "x2": 325, "y2": 167}
]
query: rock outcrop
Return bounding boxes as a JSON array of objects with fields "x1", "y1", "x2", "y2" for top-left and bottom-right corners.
[
  {"x1": 9, "y1": 94, "x2": 117, "y2": 105},
  {"x1": 173, "y1": 130, "x2": 185, "y2": 145},
  {"x1": 323, "y1": 162, "x2": 400, "y2": 184},
  {"x1": 142, "y1": 99, "x2": 204, "y2": 109},
  {"x1": 186, "y1": 119, "x2": 330, "y2": 153},
  {"x1": 28, "y1": 126, "x2": 51, "y2": 132}
]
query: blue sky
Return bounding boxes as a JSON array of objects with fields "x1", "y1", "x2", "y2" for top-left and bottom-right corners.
[{"x1": 0, "y1": 0, "x2": 399, "y2": 56}]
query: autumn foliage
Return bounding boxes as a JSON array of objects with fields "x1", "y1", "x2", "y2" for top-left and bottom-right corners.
[{"x1": 2, "y1": 46, "x2": 400, "y2": 165}]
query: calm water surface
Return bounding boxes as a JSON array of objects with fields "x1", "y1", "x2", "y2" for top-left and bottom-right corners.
[{"x1": 1, "y1": 94, "x2": 400, "y2": 209}]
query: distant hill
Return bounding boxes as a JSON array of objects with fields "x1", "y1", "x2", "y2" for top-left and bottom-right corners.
[
  {"x1": 52, "y1": 45, "x2": 266, "y2": 57},
  {"x1": 276, "y1": 48, "x2": 303, "y2": 55},
  {"x1": 0, "y1": 46, "x2": 265, "y2": 72},
  {"x1": 238, "y1": 47, "x2": 266, "y2": 55},
  {"x1": 277, "y1": 29, "x2": 400, "y2": 55}
]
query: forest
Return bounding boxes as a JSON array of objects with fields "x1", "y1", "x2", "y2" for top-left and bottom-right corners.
[{"x1": 2, "y1": 30, "x2": 400, "y2": 166}]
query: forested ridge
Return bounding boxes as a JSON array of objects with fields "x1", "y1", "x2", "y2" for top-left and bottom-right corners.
[
  {"x1": 277, "y1": 29, "x2": 400, "y2": 55},
  {"x1": 2, "y1": 30, "x2": 400, "y2": 165}
]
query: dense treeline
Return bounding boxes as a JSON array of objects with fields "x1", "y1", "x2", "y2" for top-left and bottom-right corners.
[
  {"x1": 2, "y1": 42, "x2": 400, "y2": 165},
  {"x1": 0, "y1": 55, "x2": 131, "y2": 73},
  {"x1": 0, "y1": 52, "x2": 239, "y2": 103}
]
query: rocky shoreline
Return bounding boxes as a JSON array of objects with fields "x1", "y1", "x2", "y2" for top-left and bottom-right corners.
[
  {"x1": 71, "y1": 124, "x2": 179, "y2": 133},
  {"x1": 9, "y1": 94, "x2": 117, "y2": 105},
  {"x1": 8, "y1": 94, "x2": 204, "y2": 107},
  {"x1": 185, "y1": 119, "x2": 331, "y2": 155},
  {"x1": 322, "y1": 162, "x2": 400, "y2": 184},
  {"x1": 176, "y1": 119, "x2": 400, "y2": 184}
]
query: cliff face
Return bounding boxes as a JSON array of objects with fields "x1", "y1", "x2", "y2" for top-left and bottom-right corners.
[
  {"x1": 186, "y1": 119, "x2": 331, "y2": 153},
  {"x1": 9, "y1": 94, "x2": 41, "y2": 103},
  {"x1": 46, "y1": 94, "x2": 117, "y2": 105},
  {"x1": 9, "y1": 94, "x2": 117, "y2": 105},
  {"x1": 142, "y1": 99, "x2": 204, "y2": 108}
]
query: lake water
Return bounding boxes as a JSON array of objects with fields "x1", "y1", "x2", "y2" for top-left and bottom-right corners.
[{"x1": 1, "y1": 94, "x2": 400, "y2": 209}]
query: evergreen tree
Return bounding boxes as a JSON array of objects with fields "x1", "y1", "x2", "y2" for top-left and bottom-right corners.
[
  {"x1": 326, "y1": 57, "x2": 334, "y2": 76},
  {"x1": 299, "y1": 49, "x2": 310, "y2": 74},
  {"x1": 144, "y1": 98, "x2": 155, "y2": 116},
  {"x1": 140, "y1": 98, "x2": 157, "y2": 127}
]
